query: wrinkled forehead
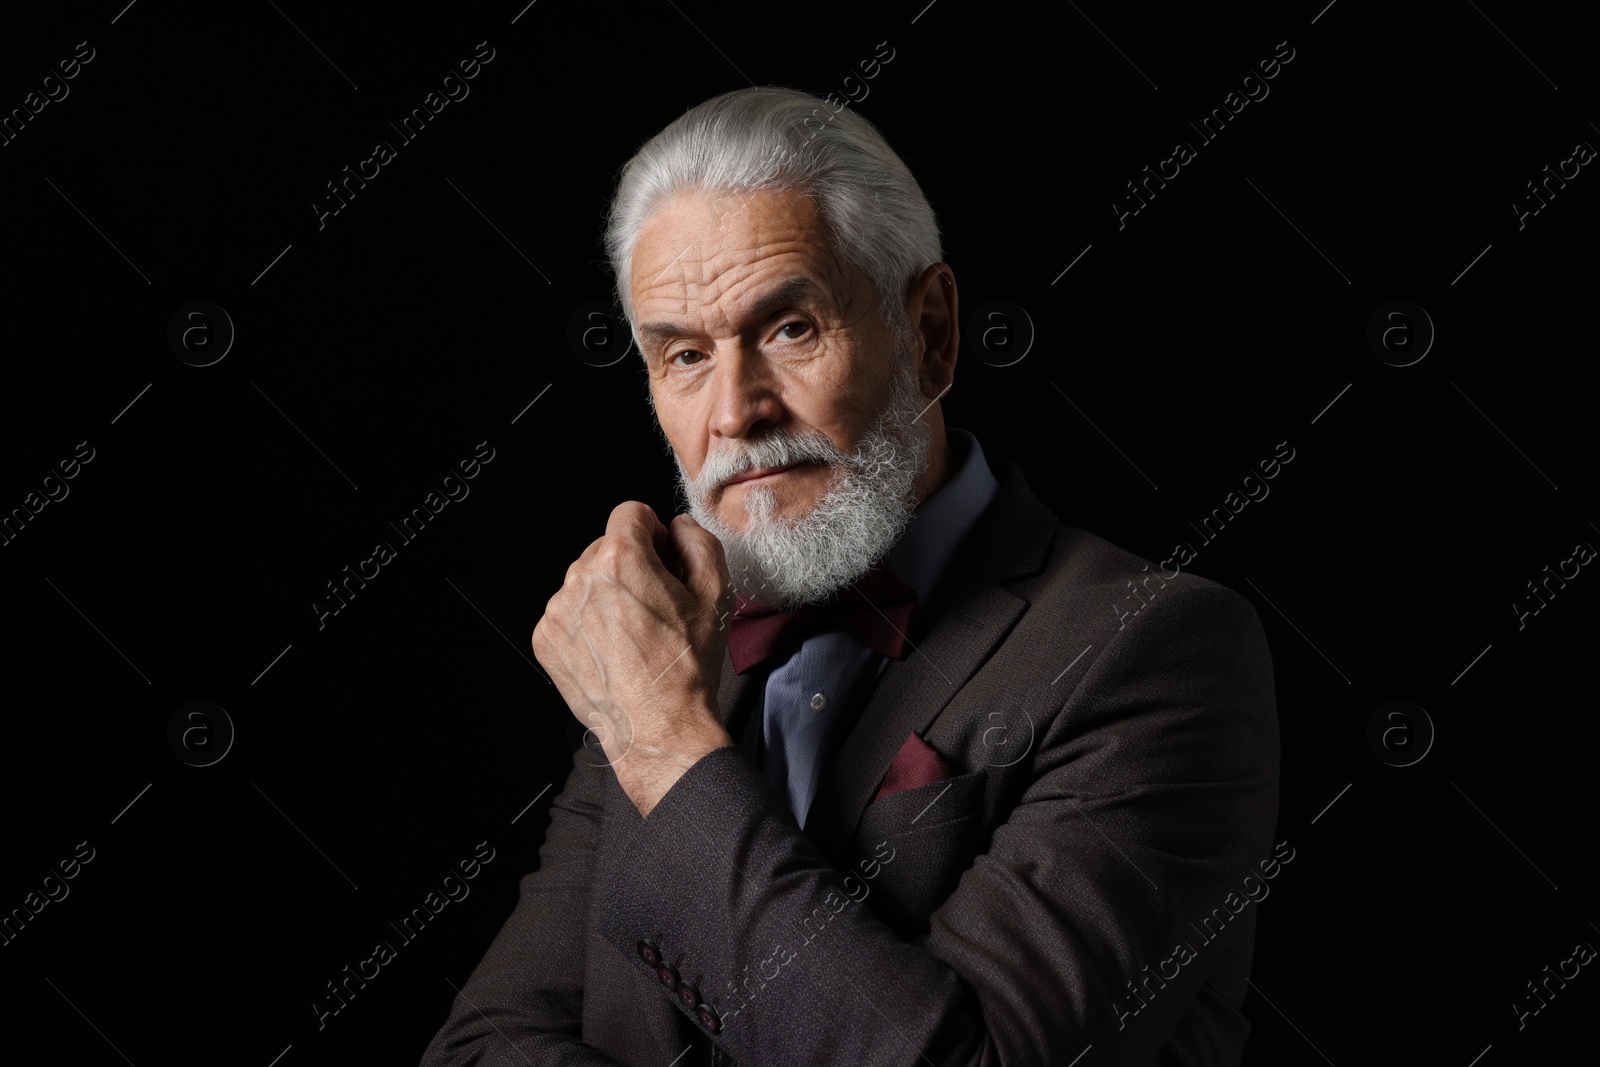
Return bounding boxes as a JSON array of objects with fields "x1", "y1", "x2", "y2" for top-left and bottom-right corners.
[{"x1": 628, "y1": 187, "x2": 857, "y2": 318}]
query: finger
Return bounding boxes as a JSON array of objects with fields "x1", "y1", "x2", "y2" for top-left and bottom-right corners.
[
  {"x1": 605, "y1": 501, "x2": 666, "y2": 546},
  {"x1": 654, "y1": 520, "x2": 686, "y2": 582},
  {"x1": 602, "y1": 501, "x2": 676, "y2": 580},
  {"x1": 670, "y1": 513, "x2": 729, "y2": 609}
]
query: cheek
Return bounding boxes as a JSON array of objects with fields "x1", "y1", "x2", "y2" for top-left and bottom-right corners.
[
  {"x1": 834, "y1": 379, "x2": 898, "y2": 443},
  {"x1": 797, "y1": 344, "x2": 882, "y2": 431},
  {"x1": 651, "y1": 406, "x2": 701, "y2": 466}
]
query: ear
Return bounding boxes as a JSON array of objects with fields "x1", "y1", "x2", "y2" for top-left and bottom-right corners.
[{"x1": 903, "y1": 263, "x2": 958, "y2": 399}]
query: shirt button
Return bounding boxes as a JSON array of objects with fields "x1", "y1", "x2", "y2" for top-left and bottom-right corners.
[{"x1": 810, "y1": 692, "x2": 827, "y2": 711}]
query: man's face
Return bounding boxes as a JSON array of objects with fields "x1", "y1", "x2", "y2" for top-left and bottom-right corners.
[{"x1": 630, "y1": 186, "x2": 933, "y2": 609}]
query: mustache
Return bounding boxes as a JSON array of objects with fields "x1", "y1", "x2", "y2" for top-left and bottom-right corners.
[{"x1": 694, "y1": 431, "x2": 845, "y2": 494}]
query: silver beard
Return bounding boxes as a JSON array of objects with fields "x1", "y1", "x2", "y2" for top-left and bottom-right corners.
[{"x1": 660, "y1": 337, "x2": 933, "y2": 611}]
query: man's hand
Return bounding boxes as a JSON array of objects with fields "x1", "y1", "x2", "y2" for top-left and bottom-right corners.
[{"x1": 532, "y1": 503, "x2": 734, "y2": 817}]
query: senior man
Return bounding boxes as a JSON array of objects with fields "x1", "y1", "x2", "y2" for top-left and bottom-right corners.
[{"x1": 419, "y1": 86, "x2": 1280, "y2": 1066}]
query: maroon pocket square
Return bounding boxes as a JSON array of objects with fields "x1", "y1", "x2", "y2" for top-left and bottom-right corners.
[{"x1": 872, "y1": 730, "x2": 959, "y2": 803}]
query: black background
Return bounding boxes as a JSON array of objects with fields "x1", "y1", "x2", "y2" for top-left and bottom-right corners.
[{"x1": 2, "y1": 1, "x2": 1596, "y2": 1063}]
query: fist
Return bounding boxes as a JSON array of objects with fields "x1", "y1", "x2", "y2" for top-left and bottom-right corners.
[{"x1": 531, "y1": 503, "x2": 734, "y2": 811}]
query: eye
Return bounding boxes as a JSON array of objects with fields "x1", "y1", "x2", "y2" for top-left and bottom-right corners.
[
  {"x1": 668, "y1": 348, "x2": 708, "y2": 368},
  {"x1": 776, "y1": 320, "x2": 811, "y2": 341}
]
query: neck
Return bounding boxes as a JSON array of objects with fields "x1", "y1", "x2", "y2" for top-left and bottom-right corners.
[{"x1": 910, "y1": 417, "x2": 952, "y2": 508}]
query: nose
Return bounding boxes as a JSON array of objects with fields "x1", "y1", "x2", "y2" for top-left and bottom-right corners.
[{"x1": 709, "y1": 343, "x2": 784, "y2": 443}]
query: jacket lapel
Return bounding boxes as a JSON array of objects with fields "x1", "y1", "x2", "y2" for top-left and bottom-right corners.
[
  {"x1": 802, "y1": 458, "x2": 1058, "y2": 861},
  {"x1": 715, "y1": 648, "x2": 758, "y2": 728}
]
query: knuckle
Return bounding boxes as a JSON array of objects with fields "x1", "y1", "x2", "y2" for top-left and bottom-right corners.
[
  {"x1": 595, "y1": 541, "x2": 629, "y2": 578},
  {"x1": 611, "y1": 500, "x2": 647, "y2": 528},
  {"x1": 539, "y1": 595, "x2": 563, "y2": 632}
]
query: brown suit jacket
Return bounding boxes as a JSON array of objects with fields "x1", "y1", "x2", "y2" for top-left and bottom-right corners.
[{"x1": 418, "y1": 455, "x2": 1280, "y2": 1066}]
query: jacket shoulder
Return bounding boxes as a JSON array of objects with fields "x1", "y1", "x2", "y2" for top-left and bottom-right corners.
[{"x1": 973, "y1": 455, "x2": 1260, "y2": 642}]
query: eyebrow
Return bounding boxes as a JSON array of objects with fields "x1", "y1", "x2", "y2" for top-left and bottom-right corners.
[{"x1": 637, "y1": 276, "x2": 822, "y2": 354}]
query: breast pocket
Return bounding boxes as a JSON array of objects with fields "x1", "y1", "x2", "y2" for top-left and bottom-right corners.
[{"x1": 851, "y1": 768, "x2": 989, "y2": 938}]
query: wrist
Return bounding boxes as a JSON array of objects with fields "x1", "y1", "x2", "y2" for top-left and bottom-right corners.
[{"x1": 617, "y1": 714, "x2": 733, "y2": 818}]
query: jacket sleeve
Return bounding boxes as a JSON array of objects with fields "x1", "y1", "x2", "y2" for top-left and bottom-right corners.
[
  {"x1": 594, "y1": 582, "x2": 1280, "y2": 1066},
  {"x1": 417, "y1": 745, "x2": 628, "y2": 1067}
]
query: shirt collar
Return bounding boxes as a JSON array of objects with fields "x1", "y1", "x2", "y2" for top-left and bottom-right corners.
[{"x1": 885, "y1": 427, "x2": 1000, "y2": 605}]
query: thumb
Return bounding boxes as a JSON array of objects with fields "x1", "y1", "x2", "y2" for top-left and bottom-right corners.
[{"x1": 670, "y1": 514, "x2": 728, "y2": 609}]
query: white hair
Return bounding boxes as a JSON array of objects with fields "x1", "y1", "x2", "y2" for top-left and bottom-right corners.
[{"x1": 604, "y1": 86, "x2": 943, "y2": 343}]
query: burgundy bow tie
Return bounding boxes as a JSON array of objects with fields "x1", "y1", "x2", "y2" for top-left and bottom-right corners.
[{"x1": 726, "y1": 562, "x2": 919, "y2": 674}]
